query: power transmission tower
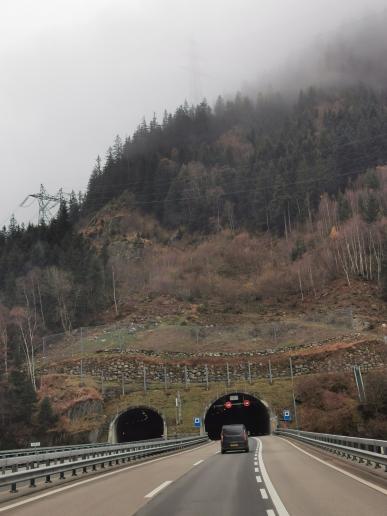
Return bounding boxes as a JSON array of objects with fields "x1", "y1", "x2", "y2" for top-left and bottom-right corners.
[
  {"x1": 180, "y1": 37, "x2": 211, "y2": 104},
  {"x1": 20, "y1": 184, "x2": 68, "y2": 224}
]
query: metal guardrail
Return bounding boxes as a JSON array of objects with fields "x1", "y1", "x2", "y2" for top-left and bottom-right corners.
[
  {"x1": 275, "y1": 429, "x2": 387, "y2": 472},
  {"x1": 0, "y1": 437, "x2": 163, "y2": 459},
  {"x1": 0, "y1": 441, "x2": 161, "y2": 473},
  {"x1": 0, "y1": 436, "x2": 208, "y2": 493},
  {"x1": 0, "y1": 443, "x2": 109, "y2": 459}
]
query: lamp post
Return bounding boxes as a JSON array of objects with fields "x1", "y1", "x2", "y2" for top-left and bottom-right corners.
[{"x1": 289, "y1": 357, "x2": 299, "y2": 431}]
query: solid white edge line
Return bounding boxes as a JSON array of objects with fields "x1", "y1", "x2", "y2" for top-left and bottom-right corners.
[
  {"x1": 0, "y1": 442, "x2": 214, "y2": 513},
  {"x1": 260, "y1": 488, "x2": 268, "y2": 499},
  {"x1": 279, "y1": 437, "x2": 387, "y2": 497},
  {"x1": 193, "y1": 460, "x2": 204, "y2": 466},
  {"x1": 145, "y1": 480, "x2": 172, "y2": 498},
  {"x1": 257, "y1": 438, "x2": 290, "y2": 516}
]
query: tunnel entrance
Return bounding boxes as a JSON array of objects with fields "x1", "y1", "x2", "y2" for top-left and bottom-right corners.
[
  {"x1": 204, "y1": 392, "x2": 270, "y2": 440},
  {"x1": 115, "y1": 406, "x2": 164, "y2": 443}
]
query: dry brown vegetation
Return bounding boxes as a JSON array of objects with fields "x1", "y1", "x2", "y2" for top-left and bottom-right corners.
[
  {"x1": 296, "y1": 370, "x2": 387, "y2": 438},
  {"x1": 93, "y1": 168, "x2": 386, "y2": 318},
  {"x1": 38, "y1": 374, "x2": 103, "y2": 432}
]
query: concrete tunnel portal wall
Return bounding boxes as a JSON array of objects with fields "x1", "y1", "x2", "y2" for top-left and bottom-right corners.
[
  {"x1": 110, "y1": 406, "x2": 166, "y2": 443},
  {"x1": 204, "y1": 392, "x2": 271, "y2": 440}
]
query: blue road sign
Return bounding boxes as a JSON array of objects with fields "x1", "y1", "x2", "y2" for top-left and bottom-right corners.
[
  {"x1": 283, "y1": 410, "x2": 292, "y2": 422},
  {"x1": 193, "y1": 417, "x2": 201, "y2": 428}
]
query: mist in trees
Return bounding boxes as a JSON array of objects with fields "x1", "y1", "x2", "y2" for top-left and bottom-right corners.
[{"x1": 83, "y1": 86, "x2": 387, "y2": 237}]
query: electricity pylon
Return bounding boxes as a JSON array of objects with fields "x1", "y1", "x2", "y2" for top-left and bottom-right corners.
[{"x1": 20, "y1": 184, "x2": 68, "y2": 224}]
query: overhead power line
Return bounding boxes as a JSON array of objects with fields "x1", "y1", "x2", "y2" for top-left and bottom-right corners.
[
  {"x1": 86, "y1": 127, "x2": 387, "y2": 194},
  {"x1": 83, "y1": 144, "x2": 387, "y2": 210}
]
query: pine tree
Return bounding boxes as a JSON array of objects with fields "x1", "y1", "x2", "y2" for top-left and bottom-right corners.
[
  {"x1": 8, "y1": 369, "x2": 37, "y2": 424},
  {"x1": 360, "y1": 193, "x2": 380, "y2": 224},
  {"x1": 337, "y1": 193, "x2": 351, "y2": 222},
  {"x1": 38, "y1": 397, "x2": 58, "y2": 429},
  {"x1": 68, "y1": 191, "x2": 80, "y2": 225}
]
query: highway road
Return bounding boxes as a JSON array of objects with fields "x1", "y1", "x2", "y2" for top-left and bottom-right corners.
[{"x1": 0, "y1": 436, "x2": 386, "y2": 515}]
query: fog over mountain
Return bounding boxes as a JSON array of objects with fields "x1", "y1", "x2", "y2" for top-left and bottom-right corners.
[
  {"x1": 264, "y1": 8, "x2": 387, "y2": 94},
  {"x1": 1, "y1": 0, "x2": 387, "y2": 225}
]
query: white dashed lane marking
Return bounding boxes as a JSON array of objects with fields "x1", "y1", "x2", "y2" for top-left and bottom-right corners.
[
  {"x1": 256, "y1": 475, "x2": 262, "y2": 483},
  {"x1": 145, "y1": 481, "x2": 173, "y2": 498},
  {"x1": 260, "y1": 488, "x2": 268, "y2": 499}
]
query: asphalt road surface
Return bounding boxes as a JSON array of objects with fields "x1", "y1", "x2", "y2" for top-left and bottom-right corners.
[{"x1": 0, "y1": 436, "x2": 386, "y2": 515}]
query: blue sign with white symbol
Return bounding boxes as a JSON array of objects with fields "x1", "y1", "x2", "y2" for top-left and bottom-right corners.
[
  {"x1": 283, "y1": 410, "x2": 291, "y2": 422},
  {"x1": 193, "y1": 417, "x2": 201, "y2": 428}
]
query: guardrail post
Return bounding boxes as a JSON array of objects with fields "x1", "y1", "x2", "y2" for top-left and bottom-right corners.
[
  {"x1": 382, "y1": 447, "x2": 387, "y2": 472},
  {"x1": 10, "y1": 482, "x2": 17, "y2": 493},
  {"x1": 29, "y1": 478, "x2": 36, "y2": 488},
  {"x1": 45, "y1": 475, "x2": 52, "y2": 483},
  {"x1": 59, "y1": 472, "x2": 65, "y2": 479}
]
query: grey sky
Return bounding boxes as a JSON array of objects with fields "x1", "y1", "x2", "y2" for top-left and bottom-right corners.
[{"x1": 1, "y1": 0, "x2": 386, "y2": 225}]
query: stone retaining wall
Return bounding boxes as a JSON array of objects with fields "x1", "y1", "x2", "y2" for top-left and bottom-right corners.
[{"x1": 42, "y1": 340, "x2": 386, "y2": 384}]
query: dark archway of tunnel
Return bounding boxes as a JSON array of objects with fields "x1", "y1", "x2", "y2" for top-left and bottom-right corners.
[
  {"x1": 115, "y1": 406, "x2": 164, "y2": 443},
  {"x1": 204, "y1": 392, "x2": 270, "y2": 440}
]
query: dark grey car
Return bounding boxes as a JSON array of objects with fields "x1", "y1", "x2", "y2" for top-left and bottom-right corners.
[{"x1": 221, "y1": 424, "x2": 249, "y2": 453}]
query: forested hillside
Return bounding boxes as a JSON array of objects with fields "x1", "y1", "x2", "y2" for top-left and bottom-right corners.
[
  {"x1": 84, "y1": 87, "x2": 387, "y2": 234},
  {"x1": 2, "y1": 84, "x2": 387, "y2": 447}
]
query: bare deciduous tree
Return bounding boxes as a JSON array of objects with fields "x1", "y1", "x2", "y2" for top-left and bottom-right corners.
[
  {"x1": 10, "y1": 305, "x2": 38, "y2": 390},
  {"x1": 45, "y1": 267, "x2": 74, "y2": 334}
]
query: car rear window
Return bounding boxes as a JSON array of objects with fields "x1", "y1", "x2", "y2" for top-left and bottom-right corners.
[{"x1": 222, "y1": 425, "x2": 245, "y2": 435}]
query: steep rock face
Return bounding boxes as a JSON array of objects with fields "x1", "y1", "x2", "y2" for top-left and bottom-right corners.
[{"x1": 65, "y1": 399, "x2": 103, "y2": 422}]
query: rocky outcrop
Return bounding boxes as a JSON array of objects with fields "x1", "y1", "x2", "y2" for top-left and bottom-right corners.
[{"x1": 65, "y1": 399, "x2": 103, "y2": 422}]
